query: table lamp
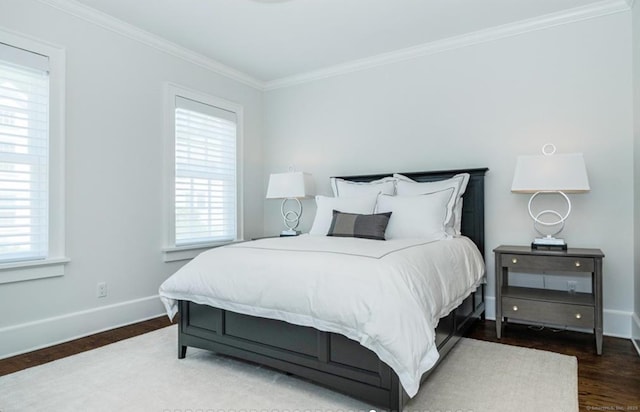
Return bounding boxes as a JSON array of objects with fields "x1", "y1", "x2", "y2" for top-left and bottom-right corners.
[
  {"x1": 266, "y1": 171, "x2": 315, "y2": 236},
  {"x1": 511, "y1": 144, "x2": 590, "y2": 250}
]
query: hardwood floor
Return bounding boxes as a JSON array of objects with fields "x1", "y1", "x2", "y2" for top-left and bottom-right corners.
[
  {"x1": 0, "y1": 316, "x2": 173, "y2": 377},
  {"x1": 1, "y1": 316, "x2": 638, "y2": 410}
]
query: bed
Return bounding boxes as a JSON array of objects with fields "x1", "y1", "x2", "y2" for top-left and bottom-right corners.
[{"x1": 160, "y1": 167, "x2": 488, "y2": 411}]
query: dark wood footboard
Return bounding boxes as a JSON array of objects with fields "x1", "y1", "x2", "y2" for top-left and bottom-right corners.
[{"x1": 177, "y1": 284, "x2": 484, "y2": 411}]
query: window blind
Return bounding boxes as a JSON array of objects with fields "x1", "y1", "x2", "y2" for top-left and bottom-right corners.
[
  {"x1": 174, "y1": 96, "x2": 237, "y2": 246},
  {"x1": 0, "y1": 43, "x2": 49, "y2": 263}
]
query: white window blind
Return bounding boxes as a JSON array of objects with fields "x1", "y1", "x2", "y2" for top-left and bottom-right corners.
[
  {"x1": 174, "y1": 96, "x2": 237, "y2": 246},
  {"x1": 0, "y1": 43, "x2": 49, "y2": 263}
]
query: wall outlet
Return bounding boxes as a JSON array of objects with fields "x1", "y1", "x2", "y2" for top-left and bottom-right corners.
[
  {"x1": 567, "y1": 280, "x2": 577, "y2": 293},
  {"x1": 97, "y1": 282, "x2": 107, "y2": 298}
]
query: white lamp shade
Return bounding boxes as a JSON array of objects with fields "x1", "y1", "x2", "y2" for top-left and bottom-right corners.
[
  {"x1": 511, "y1": 153, "x2": 590, "y2": 194},
  {"x1": 266, "y1": 172, "x2": 315, "y2": 199}
]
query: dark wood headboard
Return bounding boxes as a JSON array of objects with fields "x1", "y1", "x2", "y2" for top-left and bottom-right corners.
[{"x1": 335, "y1": 168, "x2": 489, "y2": 257}]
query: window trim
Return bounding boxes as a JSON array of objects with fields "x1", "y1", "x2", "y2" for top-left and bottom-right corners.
[
  {"x1": 163, "y1": 82, "x2": 244, "y2": 262},
  {"x1": 0, "y1": 29, "x2": 68, "y2": 284}
]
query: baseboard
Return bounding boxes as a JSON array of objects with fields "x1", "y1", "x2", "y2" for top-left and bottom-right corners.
[
  {"x1": 0, "y1": 295, "x2": 166, "y2": 359},
  {"x1": 484, "y1": 296, "x2": 633, "y2": 338},
  {"x1": 603, "y1": 309, "x2": 633, "y2": 338}
]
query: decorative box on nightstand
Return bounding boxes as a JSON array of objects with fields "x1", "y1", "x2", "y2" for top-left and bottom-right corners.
[{"x1": 493, "y1": 245, "x2": 604, "y2": 354}]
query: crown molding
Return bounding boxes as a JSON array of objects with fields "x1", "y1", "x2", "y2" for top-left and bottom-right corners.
[
  {"x1": 36, "y1": 0, "x2": 265, "y2": 90},
  {"x1": 264, "y1": 0, "x2": 631, "y2": 90},
  {"x1": 34, "y1": 0, "x2": 631, "y2": 92}
]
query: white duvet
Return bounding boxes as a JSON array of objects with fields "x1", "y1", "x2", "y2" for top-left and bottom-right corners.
[{"x1": 159, "y1": 235, "x2": 485, "y2": 397}]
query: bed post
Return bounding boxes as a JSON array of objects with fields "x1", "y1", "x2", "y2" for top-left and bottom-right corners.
[
  {"x1": 389, "y1": 375, "x2": 407, "y2": 412},
  {"x1": 178, "y1": 300, "x2": 187, "y2": 359}
]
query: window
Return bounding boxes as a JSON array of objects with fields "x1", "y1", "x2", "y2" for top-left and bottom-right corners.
[
  {"x1": 0, "y1": 32, "x2": 67, "y2": 283},
  {"x1": 0, "y1": 44, "x2": 49, "y2": 263},
  {"x1": 163, "y1": 84, "x2": 243, "y2": 262}
]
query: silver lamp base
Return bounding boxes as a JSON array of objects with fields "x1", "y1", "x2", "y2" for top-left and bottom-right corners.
[
  {"x1": 528, "y1": 191, "x2": 570, "y2": 251},
  {"x1": 280, "y1": 229, "x2": 300, "y2": 236},
  {"x1": 280, "y1": 198, "x2": 302, "y2": 236},
  {"x1": 532, "y1": 236, "x2": 567, "y2": 251}
]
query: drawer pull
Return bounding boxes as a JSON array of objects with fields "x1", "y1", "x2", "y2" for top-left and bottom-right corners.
[
  {"x1": 575, "y1": 261, "x2": 581, "y2": 268},
  {"x1": 512, "y1": 258, "x2": 518, "y2": 264},
  {"x1": 512, "y1": 305, "x2": 519, "y2": 311},
  {"x1": 575, "y1": 313, "x2": 582, "y2": 319}
]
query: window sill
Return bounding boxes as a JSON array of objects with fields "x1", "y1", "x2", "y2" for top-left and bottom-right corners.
[
  {"x1": 0, "y1": 257, "x2": 70, "y2": 284},
  {"x1": 162, "y1": 240, "x2": 244, "y2": 262}
]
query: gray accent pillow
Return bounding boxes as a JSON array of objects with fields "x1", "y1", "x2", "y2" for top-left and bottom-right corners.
[{"x1": 327, "y1": 210, "x2": 392, "y2": 240}]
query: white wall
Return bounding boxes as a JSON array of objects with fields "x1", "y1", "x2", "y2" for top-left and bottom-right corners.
[
  {"x1": 264, "y1": 12, "x2": 634, "y2": 337},
  {"x1": 0, "y1": 0, "x2": 264, "y2": 357}
]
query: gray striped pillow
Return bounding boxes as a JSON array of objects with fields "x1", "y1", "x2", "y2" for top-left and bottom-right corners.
[{"x1": 327, "y1": 210, "x2": 392, "y2": 240}]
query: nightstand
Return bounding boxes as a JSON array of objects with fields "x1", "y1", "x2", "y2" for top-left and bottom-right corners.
[{"x1": 494, "y1": 245, "x2": 604, "y2": 354}]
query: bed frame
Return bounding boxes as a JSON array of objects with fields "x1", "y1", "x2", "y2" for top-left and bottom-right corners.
[{"x1": 176, "y1": 167, "x2": 488, "y2": 411}]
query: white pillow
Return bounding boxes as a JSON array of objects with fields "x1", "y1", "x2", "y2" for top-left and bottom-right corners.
[
  {"x1": 394, "y1": 173, "x2": 470, "y2": 235},
  {"x1": 330, "y1": 176, "x2": 396, "y2": 197},
  {"x1": 375, "y1": 189, "x2": 455, "y2": 240},
  {"x1": 309, "y1": 194, "x2": 378, "y2": 236}
]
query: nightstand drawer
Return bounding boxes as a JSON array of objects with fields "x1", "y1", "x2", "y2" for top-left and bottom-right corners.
[
  {"x1": 501, "y1": 254, "x2": 594, "y2": 272},
  {"x1": 502, "y1": 297, "x2": 594, "y2": 329}
]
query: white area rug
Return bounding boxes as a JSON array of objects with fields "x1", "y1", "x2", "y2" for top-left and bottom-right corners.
[{"x1": 0, "y1": 326, "x2": 578, "y2": 412}]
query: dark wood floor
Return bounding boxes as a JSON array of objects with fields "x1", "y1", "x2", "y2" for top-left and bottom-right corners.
[
  {"x1": 0, "y1": 316, "x2": 173, "y2": 377},
  {"x1": 1, "y1": 317, "x2": 638, "y2": 410}
]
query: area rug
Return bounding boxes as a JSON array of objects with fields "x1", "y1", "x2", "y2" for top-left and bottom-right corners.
[{"x1": 0, "y1": 326, "x2": 578, "y2": 412}]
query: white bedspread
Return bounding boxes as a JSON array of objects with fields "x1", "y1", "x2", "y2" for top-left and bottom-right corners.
[{"x1": 159, "y1": 235, "x2": 485, "y2": 397}]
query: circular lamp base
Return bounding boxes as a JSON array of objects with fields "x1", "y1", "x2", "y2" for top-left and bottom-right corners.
[
  {"x1": 281, "y1": 198, "x2": 302, "y2": 234},
  {"x1": 528, "y1": 191, "x2": 571, "y2": 243}
]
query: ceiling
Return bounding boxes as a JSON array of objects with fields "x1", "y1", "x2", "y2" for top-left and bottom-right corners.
[{"x1": 69, "y1": 0, "x2": 607, "y2": 84}]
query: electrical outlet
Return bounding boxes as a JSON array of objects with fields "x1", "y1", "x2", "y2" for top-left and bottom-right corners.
[
  {"x1": 97, "y1": 282, "x2": 107, "y2": 298},
  {"x1": 567, "y1": 280, "x2": 577, "y2": 294}
]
